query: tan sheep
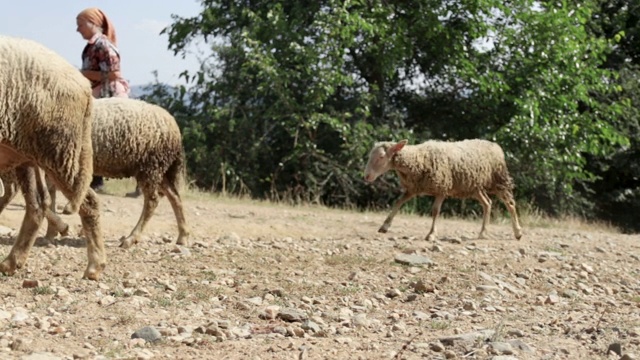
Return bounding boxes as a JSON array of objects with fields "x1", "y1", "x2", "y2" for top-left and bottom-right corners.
[
  {"x1": 364, "y1": 139, "x2": 523, "y2": 241},
  {"x1": 1, "y1": 97, "x2": 190, "y2": 248},
  {"x1": 0, "y1": 35, "x2": 106, "y2": 280}
]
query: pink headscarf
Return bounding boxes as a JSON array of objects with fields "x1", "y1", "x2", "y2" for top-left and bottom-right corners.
[{"x1": 77, "y1": 7, "x2": 117, "y2": 46}]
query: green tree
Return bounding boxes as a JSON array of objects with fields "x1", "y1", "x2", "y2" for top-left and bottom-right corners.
[{"x1": 148, "y1": 0, "x2": 629, "y2": 219}]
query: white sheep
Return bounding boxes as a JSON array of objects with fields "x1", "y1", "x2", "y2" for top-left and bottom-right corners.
[
  {"x1": 0, "y1": 35, "x2": 106, "y2": 280},
  {"x1": 1, "y1": 97, "x2": 190, "y2": 248},
  {"x1": 364, "y1": 139, "x2": 523, "y2": 241}
]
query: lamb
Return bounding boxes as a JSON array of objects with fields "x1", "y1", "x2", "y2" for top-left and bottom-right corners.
[
  {"x1": 364, "y1": 139, "x2": 523, "y2": 241},
  {"x1": 0, "y1": 35, "x2": 105, "y2": 280},
  {"x1": 0, "y1": 97, "x2": 190, "y2": 248}
]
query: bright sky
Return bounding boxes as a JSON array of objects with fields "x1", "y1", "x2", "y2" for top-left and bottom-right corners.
[{"x1": 0, "y1": 1, "x2": 204, "y2": 87}]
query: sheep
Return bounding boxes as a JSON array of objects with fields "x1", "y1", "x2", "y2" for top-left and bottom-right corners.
[
  {"x1": 0, "y1": 97, "x2": 190, "y2": 248},
  {"x1": 364, "y1": 139, "x2": 523, "y2": 241},
  {"x1": 0, "y1": 35, "x2": 105, "y2": 280}
]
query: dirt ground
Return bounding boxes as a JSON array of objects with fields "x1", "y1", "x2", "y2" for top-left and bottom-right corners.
[{"x1": 0, "y1": 180, "x2": 638, "y2": 360}]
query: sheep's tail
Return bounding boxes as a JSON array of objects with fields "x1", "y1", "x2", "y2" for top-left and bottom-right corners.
[{"x1": 65, "y1": 95, "x2": 94, "y2": 213}]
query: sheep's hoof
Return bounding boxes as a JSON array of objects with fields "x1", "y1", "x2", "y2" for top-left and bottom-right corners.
[
  {"x1": 176, "y1": 236, "x2": 190, "y2": 247},
  {"x1": 41, "y1": 236, "x2": 56, "y2": 246},
  {"x1": 62, "y1": 203, "x2": 75, "y2": 215},
  {"x1": 425, "y1": 234, "x2": 437, "y2": 241},
  {"x1": 119, "y1": 236, "x2": 138, "y2": 249},
  {"x1": 59, "y1": 224, "x2": 70, "y2": 237},
  {"x1": 377, "y1": 227, "x2": 388, "y2": 234},
  {"x1": 515, "y1": 231, "x2": 523, "y2": 240},
  {"x1": 83, "y1": 266, "x2": 103, "y2": 281},
  {"x1": 0, "y1": 259, "x2": 17, "y2": 276}
]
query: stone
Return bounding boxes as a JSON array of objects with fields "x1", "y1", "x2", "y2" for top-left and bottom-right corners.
[
  {"x1": 131, "y1": 326, "x2": 162, "y2": 343},
  {"x1": 394, "y1": 254, "x2": 434, "y2": 266},
  {"x1": 277, "y1": 308, "x2": 308, "y2": 322}
]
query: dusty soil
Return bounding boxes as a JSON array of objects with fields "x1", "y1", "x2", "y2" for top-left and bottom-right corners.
[{"x1": 0, "y1": 182, "x2": 638, "y2": 360}]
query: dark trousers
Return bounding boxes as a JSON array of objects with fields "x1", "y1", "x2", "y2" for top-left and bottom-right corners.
[{"x1": 90, "y1": 176, "x2": 104, "y2": 189}]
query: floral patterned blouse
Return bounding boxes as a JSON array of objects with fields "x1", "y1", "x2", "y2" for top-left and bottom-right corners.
[{"x1": 81, "y1": 33, "x2": 129, "y2": 98}]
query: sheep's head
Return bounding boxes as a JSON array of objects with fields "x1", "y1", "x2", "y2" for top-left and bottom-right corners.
[{"x1": 364, "y1": 139, "x2": 407, "y2": 183}]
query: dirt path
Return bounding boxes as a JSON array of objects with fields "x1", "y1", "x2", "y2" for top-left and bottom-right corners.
[{"x1": 0, "y1": 186, "x2": 638, "y2": 360}]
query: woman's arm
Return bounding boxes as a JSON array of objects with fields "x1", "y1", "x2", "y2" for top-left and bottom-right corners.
[
  {"x1": 81, "y1": 69, "x2": 121, "y2": 81},
  {"x1": 83, "y1": 38, "x2": 123, "y2": 83}
]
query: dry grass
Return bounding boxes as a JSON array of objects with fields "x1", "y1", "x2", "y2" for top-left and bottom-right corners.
[{"x1": 99, "y1": 178, "x2": 621, "y2": 236}]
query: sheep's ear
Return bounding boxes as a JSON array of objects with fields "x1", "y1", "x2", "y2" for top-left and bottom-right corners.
[{"x1": 389, "y1": 139, "x2": 407, "y2": 155}]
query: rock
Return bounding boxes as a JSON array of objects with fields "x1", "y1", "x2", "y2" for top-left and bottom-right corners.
[
  {"x1": 352, "y1": 314, "x2": 369, "y2": 328},
  {"x1": 561, "y1": 289, "x2": 578, "y2": 298},
  {"x1": 508, "y1": 339, "x2": 534, "y2": 353},
  {"x1": 429, "y1": 342, "x2": 445, "y2": 352},
  {"x1": 463, "y1": 301, "x2": 477, "y2": 310},
  {"x1": 98, "y1": 296, "x2": 116, "y2": 306},
  {"x1": 392, "y1": 321, "x2": 407, "y2": 332},
  {"x1": 545, "y1": 294, "x2": 560, "y2": 304},
  {"x1": 277, "y1": 308, "x2": 308, "y2": 322},
  {"x1": 443, "y1": 350, "x2": 457, "y2": 359},
  {"x1": 11, "y1": 308, "x2": 29, "y2": 324},
  {"x1": 246, "y1": 296, "x2": 263, "y2": 306},
  {"x1": 11, "y1": 338, "x2": 32, "y2": 351},
  {"x1": 301, "y1": 320, "x2": 321, "y2": 333},
  {"x1": 131, "y1": 326, "x2": 162, "y2": 343},
  {"x1": 134, "y1": 349, "x2": 155, "y2": 360},
  {"x1": 260, "y1": 305, "x2": 280, "y2": 320},
  {"x1": 231, "y1": 324, "x2": 252, "y2": 339},
  {"x1": 0, "y1": 225, "x2": 14, "y2": 235},
  {"x1": 386, "y1": 289, "x2": 402, "y2": 298},
  {"x1": 580, "y1": 263, "x2": 594, "y2": 273},
  {"x1": 413, "y1": 311, "x2": 430, "y2": 321},
  {"x1": 22, "y1": 280, "x2": 39, "y2": 289},
  {"x1": 218, "y1": 232, "x2": 241, "y2": 245},
  {"x1": 476, "y1": 285, "x2": 501, "y2": 293},
  {"x1": 55, "y1": 287, "x2": 71, "y2": 298},
  {"x1": 394, "y1": 254, "x2": 434, "y2": 266},
  {"x1": 440, "y1": 329, "x2": 495, "y2": 345},
  {"x1": 21, "y1": 353, "x2": 62, "y2": 360},
  {"x1": 411, "y1": 279, "x2": 434, "y2": 293},
  {"x1": 134, "y1": 288, "x2": 151, "y2": 296},
  {"x1": 620, "y1": 354, "x2": 636, "y2": 360},
  {"x1": 489, "y1": 341, "x2": 514, "y2": 355},
  {"x1": 608, "y1": 343, "x2": 622, "y2": 356}
]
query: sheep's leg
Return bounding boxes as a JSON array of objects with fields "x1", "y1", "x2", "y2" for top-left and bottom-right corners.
[
  {"x1": 120, "y1": 188, "x2": 159, "y2": 249},
  {"x1": 378, "y1": 192, "x2": 415, "y2": 233},
  {"x1": 0, "y1": 166, "x2": 46, "y2": 275},
  {"x1": 0, "y1": 177, "x2": 19, "y2": 214},
  {"x1": 44, "y1": 180, "x2": 69, "y2": 241},
  {"x1": 475, "y1": 190, "x2": 493, "y2": 239},
  {"x1": 425, "y1": 195, "x2": 445, "y2": 241},
  {"x1": 77, "y1": 189, "x2": 106, "y2": 280},
  {"x1": 497, "y1": 191, "x2": 523, "y2": 240},
  {"x1": 55, "y1": 175, "x2": 106, "y2": 280},
  {"x1": 161, "y1": 180, "x2": 190, "y2": 246}
]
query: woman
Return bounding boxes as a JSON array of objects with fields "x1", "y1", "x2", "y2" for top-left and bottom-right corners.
[
  {"x1": 76, "y1": 8, "x2": 140, "y2": 197},
  {"x1": 76, "y1": 7, "x2": 130, "y2": 99}
]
